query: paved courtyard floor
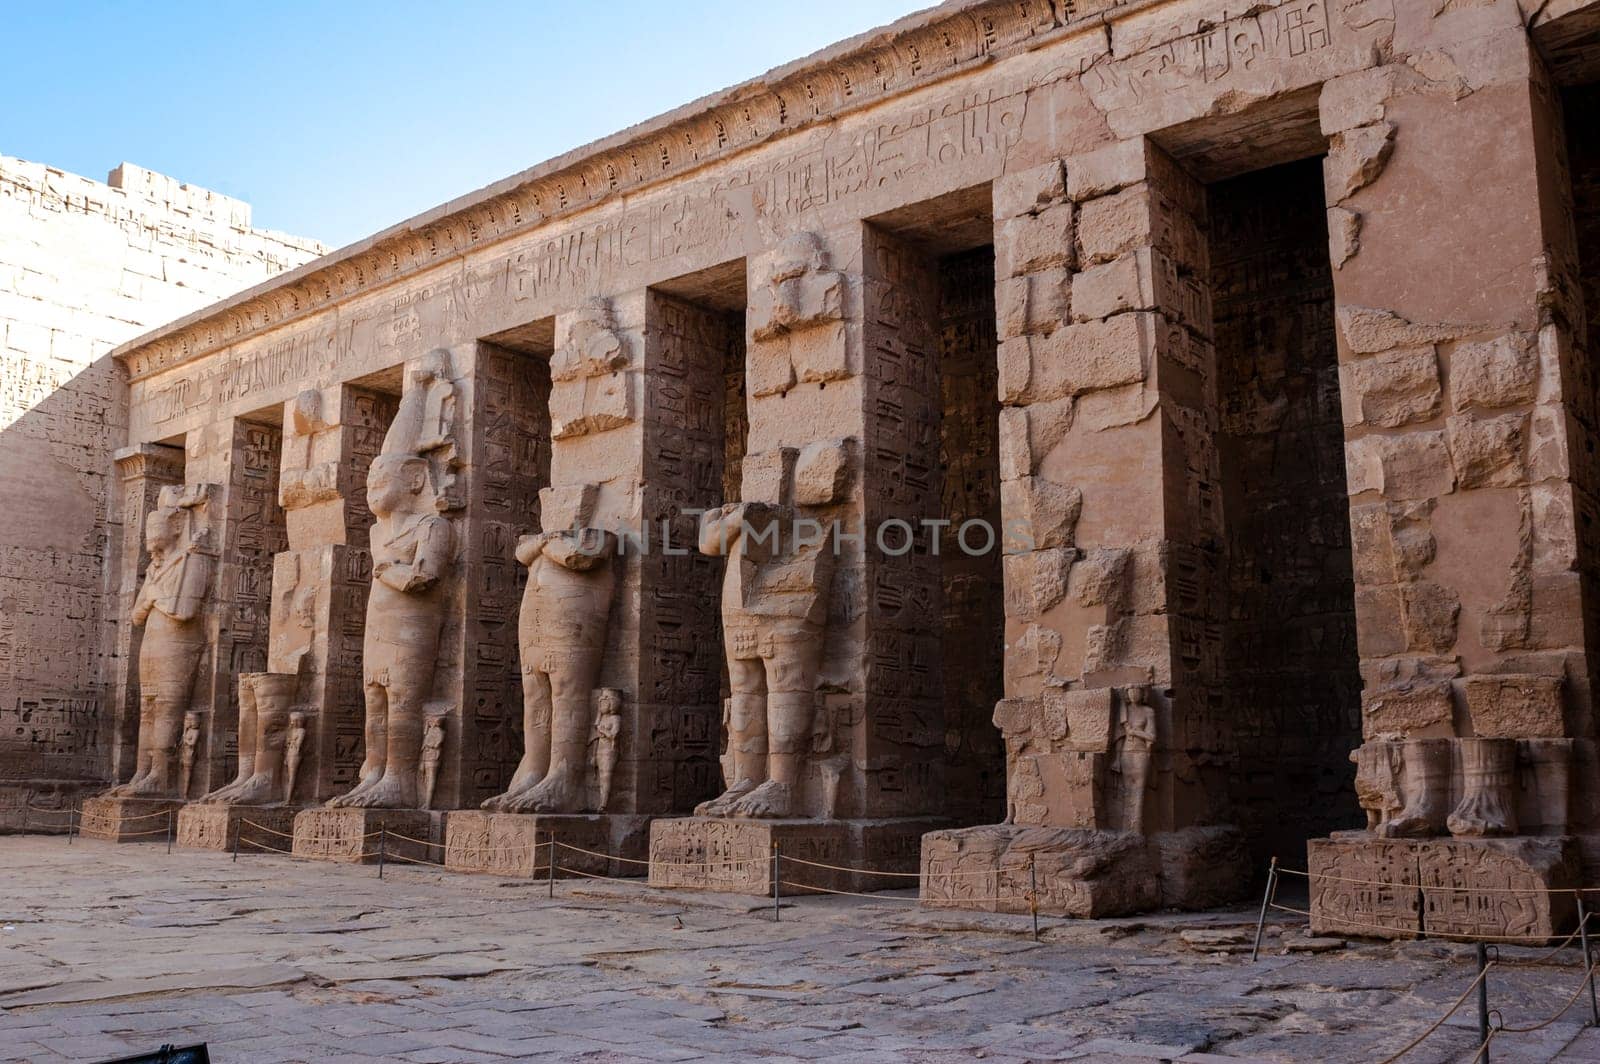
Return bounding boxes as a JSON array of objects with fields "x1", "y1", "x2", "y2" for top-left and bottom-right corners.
[{"x1": 2, "y1": 834, "x2": 1599, "y2": 1062}]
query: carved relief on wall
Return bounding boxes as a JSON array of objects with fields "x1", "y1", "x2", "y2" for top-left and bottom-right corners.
[
  {"x1": 107, "y1": 483, "x2": 218, "y2": 799},
  {"x1": 327, "y1": 349, "x2": 460, "y2": 810}
]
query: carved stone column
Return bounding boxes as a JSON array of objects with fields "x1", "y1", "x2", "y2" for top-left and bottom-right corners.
[
  {"x1": 107, "y1": 443, "x2": 185, "y2": 785},
  {"x1": 648, "y1": 224, "x2": 954, "y2": 895},
  {"x1": 448, "y1": 291, "x2": 730, "y2": 877},
  {"x1": 921, "y1": 141, "x2": 1250, "y2": 917},
  {"x1": 1309, "y1": 29, "x2": 1590, "y2": 941},
  {"x1": 179, "y1": 417, "x2": 286, "y2": 801},
  {"x1": 177, "y1": 384, "x2": 398, "y2": 850}
]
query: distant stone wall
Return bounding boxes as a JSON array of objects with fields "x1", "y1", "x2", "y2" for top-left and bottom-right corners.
[{"x1": 0, "y1": 156, "x2": 324, "y2": 827}]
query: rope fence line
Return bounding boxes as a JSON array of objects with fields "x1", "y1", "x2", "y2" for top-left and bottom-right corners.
[
  {"x1": 1376, "y1": 959, "x2": 1498, "y2": 1064},
  {"x1": 1268, "y1": 901, "x2": 1588, "y2": 946}
]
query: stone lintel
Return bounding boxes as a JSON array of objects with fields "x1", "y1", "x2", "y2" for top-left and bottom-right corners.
[
  {"x1": 648, "y1": 817, "x2": 941, "y2": 896},
  {"x1": 176, "y1": 803, "x2": 301, "y2": 852},
  {"x1": 77, "y1": 797, "x2": 184, "y2": 843},
  {"x1": 1308, "y1": 835, "x2": 1580, "y2": 942},
  {"x1": 443, "y1": 811, "x2": 650, "y2": 879},
  {"x1": 919, "y1": 824, "x2": 1250, "y2": 917},
  {"x1": 291, "y1": 808, "x2": 442, "y2": 865}
]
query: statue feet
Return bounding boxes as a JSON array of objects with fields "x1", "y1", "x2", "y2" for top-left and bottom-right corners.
[
  {"x1": 695, "y1": 778, "x2": 757, "y2": 817},
  {"x1": 109, "y1": 773, "x2": 171, "y2": 799},
  {"x1": 198, "y1": 776, "x2": 249, "y2": 804},
  {"x1": 337, "y1": 773, "x2": 416, "y2": 809},
  {"x1": 483, "y1": 767, "x2": 544, "y2": 810},
  {"x1": 327, "y1": 766, "x2": 385, "y2": 808},
  {"x1": 729, "y1": 780, "x2": 794, "y2": 819},
  {"x1": 502, "y1": 764, "x2": 583, "y2": 814},
  {"x1": 211, "y1": 773, "x2": 282, "y2": 806}
]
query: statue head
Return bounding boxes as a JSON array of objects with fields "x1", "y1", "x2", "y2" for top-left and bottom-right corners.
[
  {"x1": 288, "y1": 711, "x2": 306, "y2": 730},
  {"x1": 183, "y1": 710, "x2": 202, "y2": 733},
  {"x1": 596, "y1": 688, "x2": 622, "y2": 717},
  {"x1": 367, "y1": 454, "x2": 431, "y2": 519},
  {"x1": 143, "y1": 505, "x2": 183, "y2": 557}
]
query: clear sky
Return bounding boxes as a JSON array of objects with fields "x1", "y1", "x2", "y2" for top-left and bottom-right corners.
[{"x1": 5, "y1": 1, "x2": 929, "y2": 249}]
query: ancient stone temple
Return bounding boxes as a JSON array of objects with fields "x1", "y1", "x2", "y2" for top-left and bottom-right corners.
[{"x1": 20, "y1": 0, "x2": 1600, "y2": 926}]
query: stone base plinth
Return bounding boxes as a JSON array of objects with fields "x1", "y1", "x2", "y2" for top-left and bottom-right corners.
[
  {"x1": 77, "y1": 797, "x2": 184, "y2": 842},
  {"x1": 1309, "y1": 834, "x2": 1580, "y2": 942},
  {"x1": 443, "y1": 812, "x2": 651, "y2": 878},
  {"x1": 291, "y1": 808, "x2": 442, "y2": 864},
  {"x1": 919, "y1": 824, "x2": 1251, "y2": 917},
  {"x1": 648, "y1": 817, "x2": 941, "y2": 896},
  {"x1": 176, "y1": 804, "x2": 300, "y2": 852}
]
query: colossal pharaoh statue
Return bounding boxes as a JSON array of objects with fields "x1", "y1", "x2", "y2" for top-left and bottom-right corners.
[
  {"x1": 484, "y1": 484, "x2": 618, "y2": 814},
  {"x1": 198, "y1": 672, "x2": 299, "y2": 806},
  {"x1": 108, "y1": 484, "x2": 216, "y2": 799},
  {"x1": 328, "y1": 350, "x2": 458, "y2": 810},
  {"x1": 695, "y1": 494, "x2": 833, "y2": 819}
]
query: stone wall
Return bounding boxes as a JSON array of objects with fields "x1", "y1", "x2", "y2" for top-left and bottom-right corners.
[
  {"x1": 1210, "y1": 158, "x2": 1363, "y2": 867},
  {"x1": 0, "y1": 157, "x2": 323, "y2": 826}
]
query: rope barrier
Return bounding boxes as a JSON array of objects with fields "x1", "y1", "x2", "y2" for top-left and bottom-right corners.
[
  {"x1": 240, "y1": 836, "x2": 382, "y2": 861},
  {"x1": 238, "y1": 818, "x2": 382, "y2": 843},
  {"x1": 1497, "y1": 959, "x2": 1599, "y2": 1033},
  {"x1": 777, "y1": 854, "x2": 923, "y2": 878},
  {"x1": 1375, "y1": 960, "x2": 1497, "y2": 1064},
  {"x1": 553, "y1": 840, "x2": 652, "y2": 867},
  {"x1": 777, "y1": 879, "x2": 922, "y2": 902}
]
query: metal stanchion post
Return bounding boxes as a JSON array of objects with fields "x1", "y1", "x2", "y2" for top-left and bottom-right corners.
[
  {"x1": 1029, "y1": 856, "x2": 1040, "y2": 942},
  {"x1": 232, "y1": 824, "x2": 241, "y2": 864},
  {"x1": 378, "y1": 827, "x2": 387, "y2": 879},
  {"x1": 1579, "y1": 895, "x2": 1599, "y2": 1027},
  {"x1": 547, "y1": 835, "x2": 556, "y2": 899},
  {"x1": 772, "y1": 842, "x2": 781, "y2": 923},
  {"x1": 1477, "y1": 941, "x2": 1491, "y2": 1062},
  {"x1": 68, "y1": 803, "x2": 76, "y2": 845},
  {"x1": 166, "y1": 809, "x2": 174, "y2": 854},
  {"x1": 1251, "y1": 856, "x2": 1279, "y2": 963}
]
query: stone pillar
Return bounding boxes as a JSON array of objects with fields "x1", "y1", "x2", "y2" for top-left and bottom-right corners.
[
  {"x1": 1309, "y1": 30, "x2": 1592, "y2": 940},
  {"x1": 648, "y1": 224, "x2": 953, "y2": 895},
  {"x1": 107, "y1": 442, "x2": 185, "y2": 784},
  {"x1": 449, "y1": 291, "x2": 732, "y2": 877},
  {"x1": 275, "y1": 383, "x2": 398, "y2": 805},
  {"x1": 921, "y1": 141, "x2": 1249, "y2": 917},
  {"x1": 178, "y1": 384, "x2": 404, "y2": 850},
  {"x1": 180, "y1": 418, "x2": 286, "y2": 800}
]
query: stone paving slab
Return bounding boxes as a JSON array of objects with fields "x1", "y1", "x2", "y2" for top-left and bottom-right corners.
[{"x1": 2, "y1": 835, "x2": 1600, "y2": 1061}]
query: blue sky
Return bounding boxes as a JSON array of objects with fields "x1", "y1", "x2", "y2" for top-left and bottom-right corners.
[{"x1": 5, "y1": 1, "x2": 927, "y2": 248}]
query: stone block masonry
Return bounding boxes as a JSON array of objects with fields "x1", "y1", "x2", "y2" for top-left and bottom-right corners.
[{"x1": 0, "y1": 156, "x2": 324, "y2": 828}]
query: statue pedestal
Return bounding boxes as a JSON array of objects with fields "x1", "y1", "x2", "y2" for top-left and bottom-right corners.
[
  {"x1": 648, "y1": 816, "x2": 940, "y2": 897},
  {"x1": 919, "y1": 824, "x2": 1250, "y2": 917},
  {"x1": 176, "y1": 804, "x2": 300, "y2": 852},
  {"x1": 78, "y1": 797, "x2": 184, "y2": 842},
  {"x1": 443, "y1": 811, "x2": 650, "y2": 878},
  {"x1": 1308, "y1": 834, "x2": 1580, "y2": 942},
  {"x1": 291, "y1": 808, "x2": 442, "y2": 864}
]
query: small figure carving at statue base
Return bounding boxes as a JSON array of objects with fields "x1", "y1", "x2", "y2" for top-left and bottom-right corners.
[
  {"x1": 177, "y1": 711, "x2": 202, "y2": 800},
  {"x1": 419, "y1": 714, "x2": 446, "y2": 810}
]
